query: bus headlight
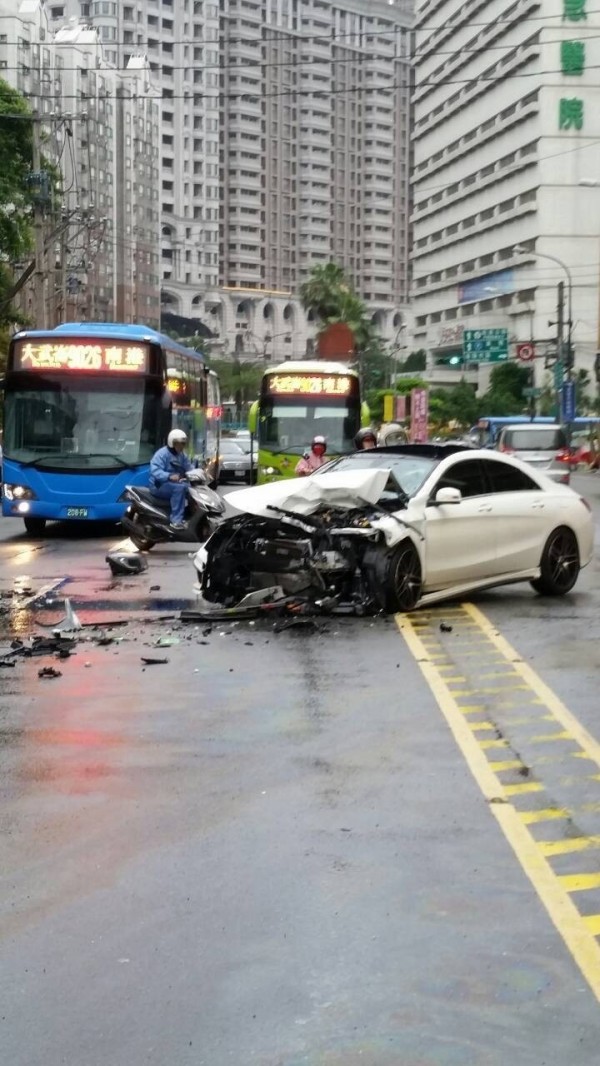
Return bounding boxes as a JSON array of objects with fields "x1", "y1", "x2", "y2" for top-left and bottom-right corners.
[{"x1": 3, "y1": 484, "x2": 37, "y2": 501}]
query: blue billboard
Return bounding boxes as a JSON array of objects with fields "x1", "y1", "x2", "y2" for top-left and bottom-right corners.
[{"x1": 457, "y1": 269, "x2": 515, "y2": 305}]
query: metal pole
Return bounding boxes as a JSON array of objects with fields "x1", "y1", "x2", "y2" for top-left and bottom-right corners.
[{"x1": 32, "y1": 117, "x2": 47, "y2": 329}]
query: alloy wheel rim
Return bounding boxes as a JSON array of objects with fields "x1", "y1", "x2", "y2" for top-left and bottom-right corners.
[
  {"x1": 548, "y1": 531, "x2": 579, "y2": 590},
  {"x1": 394, "y1": 546, "x2": 421, "y2": 609}
]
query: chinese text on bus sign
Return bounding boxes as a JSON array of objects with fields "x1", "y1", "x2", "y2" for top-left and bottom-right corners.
[
  {"x1": 268, "y1": 374, "x2": 352, "y2": 396},
  {"x1": 14, "y1": 341, "x2": 149, "y2": 373}
]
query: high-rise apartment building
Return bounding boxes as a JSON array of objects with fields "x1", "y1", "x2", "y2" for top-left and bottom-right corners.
[
  {"x1": 0, "y1": 0, "x2": 161, "y2": 328},
  {"x1": 412, "y1": 0, "x2": 600, "y2": 387},
  {"x1": 46, "y1": 0, "x2": 413, "y2": 360}
]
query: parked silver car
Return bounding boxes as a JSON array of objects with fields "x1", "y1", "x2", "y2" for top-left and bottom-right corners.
[{"x1": 496, "y1": 423, "x2": 572, "y2": 483}]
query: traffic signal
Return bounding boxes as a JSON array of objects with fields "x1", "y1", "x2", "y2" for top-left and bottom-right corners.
[{"x1": 434, "y1": 354, "x2": 463, "y2": 367}]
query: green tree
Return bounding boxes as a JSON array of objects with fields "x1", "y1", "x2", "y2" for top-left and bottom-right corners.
[
  {"x1": 0, "y1": 80, "x2": 34, "y2": 327},
  {"x1": 398, "y1": 349, "x2": 426, "y2": 373},
  {"x1": 429, "y1": 380, "x2": 479, "y2": 429},
  {"x1": 479, "y1": 361, "x2": 529, "y2": 415},
  {"x1": 298, "y1": 262, "x2": 349, "y2": 322},
  {"x1": 212, "y1": 358, "x2": 263, "y2": 421},
  {"x1": 299, "y1": 260, "x2": 376, "y2": 357}
]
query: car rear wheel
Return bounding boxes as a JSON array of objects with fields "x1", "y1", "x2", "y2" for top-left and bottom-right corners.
[
  {"x1": 366, "y1": 539, "x2": 422, "y2": 613},
  {"x1": 530, "y1": 526, "x2": 580, "y2": 596},
  {"x1": 23, "y1": 517, "x2": 46, "y2": 536}
]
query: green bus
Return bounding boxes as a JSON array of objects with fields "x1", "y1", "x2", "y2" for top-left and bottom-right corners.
[{"x1": 248, "y1": 359, "x2": 369, "y2": 483}]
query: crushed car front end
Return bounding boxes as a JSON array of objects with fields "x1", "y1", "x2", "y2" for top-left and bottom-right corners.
[{"x1": 193, "y1": 468, "x2": 425, "y2": 616}]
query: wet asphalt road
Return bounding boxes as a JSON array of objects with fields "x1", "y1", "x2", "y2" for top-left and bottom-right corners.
[{"x1": 1, "y1": 476, "x2": 600, "y2": 1066}]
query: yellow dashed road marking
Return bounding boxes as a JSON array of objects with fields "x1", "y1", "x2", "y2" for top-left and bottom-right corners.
[{"x1": 397, "y1": 605, "x2": 600, "y2": 1003}]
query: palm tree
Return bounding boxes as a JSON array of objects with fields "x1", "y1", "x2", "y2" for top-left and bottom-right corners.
[{"x1": 299, "y1": 262, "x2": 350, "y2": 321}]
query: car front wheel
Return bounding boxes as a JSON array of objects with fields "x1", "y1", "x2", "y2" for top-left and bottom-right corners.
[
  {"x1": 531, "y1": 526, "x2": 580, "y2": 596},
  {"x1": 365, "y1": 539, "x2": 422, "y2": 613}
]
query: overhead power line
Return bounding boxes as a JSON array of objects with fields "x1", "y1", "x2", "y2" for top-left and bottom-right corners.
[{"x1": 1, "y1": 7, "x2": 597, "y2": 48}]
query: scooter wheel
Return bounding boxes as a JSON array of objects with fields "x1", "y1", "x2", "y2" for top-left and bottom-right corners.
[{"x1": 129, "y1": 534, "x2": 156, "y2": 551}]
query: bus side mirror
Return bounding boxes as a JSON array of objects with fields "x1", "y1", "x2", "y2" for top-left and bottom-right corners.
[{"x1": 248, "y1": 400, "x2": 258, "y2": 436}]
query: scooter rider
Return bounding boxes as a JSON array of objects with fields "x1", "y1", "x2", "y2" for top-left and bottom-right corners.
[
  {"x1": 295, "y1": 434, "x2": 328, "y2": 476},
  {"x1": 354, "y1": 427, "x2": 377, "y2": 451},
  {"x1": 149, "y1": 429, "x2": 193, "y2": 530}
]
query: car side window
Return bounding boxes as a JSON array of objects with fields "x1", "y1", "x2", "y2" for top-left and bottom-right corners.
[
  {"x1": 483, "y1": 459, "x2": 539, "y2": 493},
  {"x1": 432, "y1": 459, "x2": 487, "y2": 499}
]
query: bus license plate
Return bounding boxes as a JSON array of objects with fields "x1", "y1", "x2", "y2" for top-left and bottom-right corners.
[{"x1": 67, "y1": 507, "x2": 89, "y2": 518}]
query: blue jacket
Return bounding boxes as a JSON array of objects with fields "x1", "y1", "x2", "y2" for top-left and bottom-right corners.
[{"x1": 149, "y1": 446, "x2": 193, "y2": 490}]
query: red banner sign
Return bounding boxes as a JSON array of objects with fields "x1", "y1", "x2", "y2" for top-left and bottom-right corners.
[
  {"x1": 410, "y1": 387, "x2": 429, "y2": 442},
  {"x1": 13, "y1": 340, "x2": 149, "y2": 374}
]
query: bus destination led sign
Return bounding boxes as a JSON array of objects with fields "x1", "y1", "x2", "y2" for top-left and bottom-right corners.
[
  {"x1": 14, "y1": 341, "x2": 149, "y2": 374},
  {"x1": 267, "y1": 374, "x2": 352, "y2": 397}
]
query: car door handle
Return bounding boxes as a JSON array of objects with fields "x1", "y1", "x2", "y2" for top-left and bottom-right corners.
[
  {"x1": 532, "y1": 501, "x2": 545, "y2": 510},
  {"x1": 478, "y1": 504, "x2": 493, "y2": 512}
]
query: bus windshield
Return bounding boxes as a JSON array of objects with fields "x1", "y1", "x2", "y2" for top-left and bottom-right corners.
[
  {"x1": 4, "y1": 374, "x2": 162, "y2": 470},
  {"x1": 258, "y1": 398, "x2": 358, "y2": 455}
]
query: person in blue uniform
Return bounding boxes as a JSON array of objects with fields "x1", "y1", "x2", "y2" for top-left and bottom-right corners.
[{"x1": 149, "y1": 429, "x2": 193, "y2": 529}]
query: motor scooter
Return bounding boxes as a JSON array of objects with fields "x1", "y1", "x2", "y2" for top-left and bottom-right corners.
[{"x1": 121, "y1": 469, "x2": 226, "y2": 550}]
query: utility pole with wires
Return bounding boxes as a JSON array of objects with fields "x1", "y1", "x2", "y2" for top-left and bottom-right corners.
[{"x1": 30, "y1": 116, "x2": 50, "y2": 328}]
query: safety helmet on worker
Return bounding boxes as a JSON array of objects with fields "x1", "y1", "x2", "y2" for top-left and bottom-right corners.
[
  {"x1": 354, "y1": 427, "x2": 377, "y2": 450},
  {"x1": 167, "y1": 428, "x2": 188, "y2": 449},
  {"x1": 311, "y1": 435, "x2": 327, "y2": 456}
]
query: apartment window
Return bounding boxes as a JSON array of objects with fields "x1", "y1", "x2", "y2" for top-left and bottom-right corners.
[{"x1": 51, "y1": 5, "x2": 64, "y2": 15}]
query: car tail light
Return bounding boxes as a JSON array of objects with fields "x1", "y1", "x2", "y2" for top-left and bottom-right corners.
[
  {"x1": 555, "y1": 449, "x2": 572, "y2": 464},
  {"x1": 500, "y1": 444, "x2": 514, "y2": 454}
]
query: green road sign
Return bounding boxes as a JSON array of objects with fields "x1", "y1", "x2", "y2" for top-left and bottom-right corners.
[
  {"x1": 523, "y1": 387, "x2": 543, "y2": 398},
  {"x1": 462, "y1": 328, "x2": 509, "y2": 363}
]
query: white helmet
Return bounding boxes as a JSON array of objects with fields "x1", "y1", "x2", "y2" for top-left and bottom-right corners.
[{"x1": 167, "y1": 428, "x2": 188, "y2": 448}]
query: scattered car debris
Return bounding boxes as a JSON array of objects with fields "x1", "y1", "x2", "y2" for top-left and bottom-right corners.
[
  {"x1": 141, "y1": 656, "x2": 169, "y2": 665},
  {"x1": 0, "y1": 658, "x2": 16, "y2": 668},
  {"x1": 38, "y1": 666, "x2": 62, "y2": 679},
  {"x1": 106, "y1": 551, "x2": 148, "y2": 576},
  {"x1": 272, "y1": 617, "x2": 325, "y2": 634},
  {"x1": 150, "y1": 585, "x2": 161, "y2": 591},
  {"x1": 439, "y1": 622, "x2": 453, "y2": 633},
  {"x1": 9, "y1": 635, "x2": 78, "y2": 659}
]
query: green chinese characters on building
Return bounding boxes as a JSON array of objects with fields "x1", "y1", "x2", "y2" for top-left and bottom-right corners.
[
  {"x1": 559, "y1": 97, "x2": 584, "y2": 130},
  {"x1": 563, "y1": 0, "x2": 587, "y2": 21},
  {"x1": 560, "y1": 40, "x2": 585, "y2": 75}
]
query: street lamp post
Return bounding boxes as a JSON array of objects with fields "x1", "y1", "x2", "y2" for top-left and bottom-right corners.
[
  {"x1": 514, "y1": 245, "x2": 574, "y2": 429},
  {"x1": 514, "y1": 245, "x2": 573, "y2": 377}
]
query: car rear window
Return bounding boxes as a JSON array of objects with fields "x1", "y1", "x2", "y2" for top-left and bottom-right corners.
[{"x1": 503, "y1": 428, "x2": 567, "y2": 450}]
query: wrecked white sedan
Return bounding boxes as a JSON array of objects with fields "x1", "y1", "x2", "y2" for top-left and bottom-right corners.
[{"x1": 193, "y1": 444, "x2": 594, "y2": 615}]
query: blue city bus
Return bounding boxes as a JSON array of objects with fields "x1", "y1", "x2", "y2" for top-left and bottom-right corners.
[{"x1": 1, "y1": 322, "x2": 220, "y2": 534}]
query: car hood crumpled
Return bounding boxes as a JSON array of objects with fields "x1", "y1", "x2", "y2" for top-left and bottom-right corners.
[{"x1": 226, "y1": 468, "x2": 392, "y2": 517}]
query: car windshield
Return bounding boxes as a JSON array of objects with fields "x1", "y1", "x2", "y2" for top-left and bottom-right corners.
[
  {"x1": 504, "y1": 428, "x2": 566, "y2": 450},
  {"x1": 220, "y1": 441, "x2": 245, "y2": 455},
  {"x1": 315, "y1": 452, "x2": 438, "y2": 498},
  {"x1": 3, "y1": 374, "x2": 162, "y2": 469}
]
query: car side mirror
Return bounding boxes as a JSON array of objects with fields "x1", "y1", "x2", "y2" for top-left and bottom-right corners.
[{"x1": 433, "y1": 486, "x2": 462, "y2": 505}]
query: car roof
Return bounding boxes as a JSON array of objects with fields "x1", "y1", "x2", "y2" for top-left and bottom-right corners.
[
  {"x1": 350, "y1": 443, "x2": 474, "y2": 459},
  {"x1": 500, "y1": 423, "x2": 563, "y2": 433}
]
